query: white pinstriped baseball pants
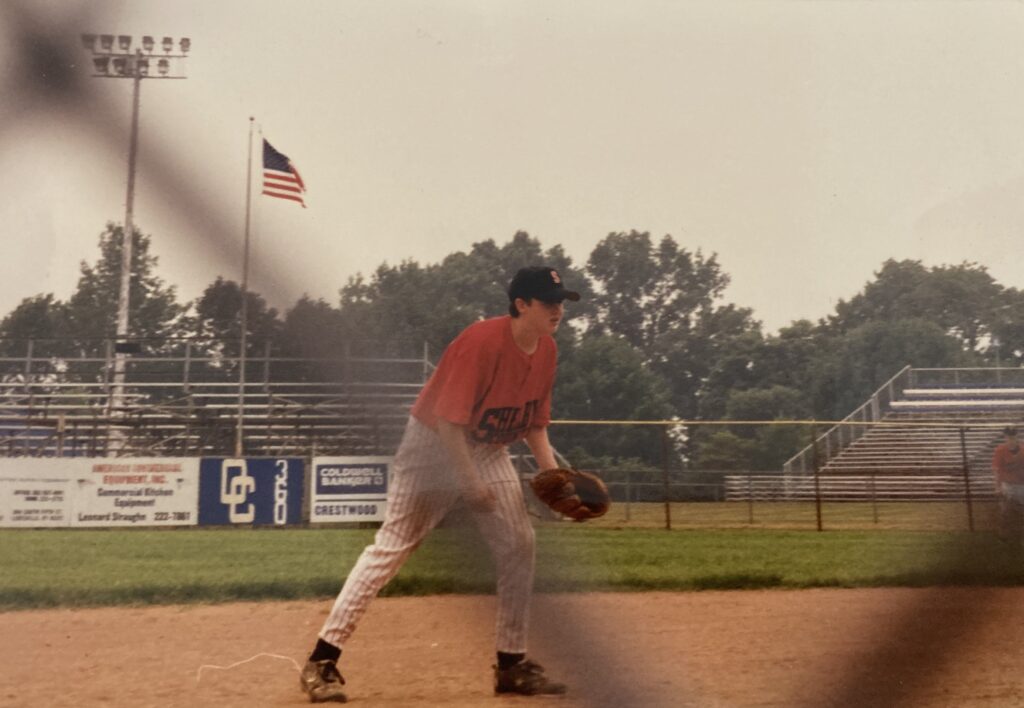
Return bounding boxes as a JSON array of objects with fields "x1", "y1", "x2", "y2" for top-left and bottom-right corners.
[{"x1": 318, "y1": 418, "x2": 536, "y2": 653}]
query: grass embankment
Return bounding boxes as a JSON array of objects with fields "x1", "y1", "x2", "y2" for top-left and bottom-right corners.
[{"x1": 2, "y1": 525, "x2": 1023, "y2": 610}]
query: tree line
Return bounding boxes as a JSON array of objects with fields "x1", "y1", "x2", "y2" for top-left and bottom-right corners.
[{"x1": 3, "y1": 222, "x2": 1021, "y2": 470}]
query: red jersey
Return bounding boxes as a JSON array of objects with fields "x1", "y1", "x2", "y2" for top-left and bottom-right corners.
[
  {"x1": 411, "y1": 316, "x2": 557, "y2": 445},
  {"x1": 993, "y1": 442, "x2": 1024, "y2": 485}
]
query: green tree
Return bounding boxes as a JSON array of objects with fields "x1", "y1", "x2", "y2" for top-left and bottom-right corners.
[
  {"x1": 587, "y1": 231, "x2": 726, "y2": 352},
  {"x1": 693, "y1": 430, "x2": 758, "y2": 470},
  {"x1": 750, "y1": 320, "x2": 827, "y2": 391},
  {"x1": 812, "y1": 317, "x2": 965, "y2": 419},
  {"x1": 586, "y1": 231, "x2": 761, "y2": 419},
  {"x1": 188, "y1": 277, "x2": 282, "y2": 375},
  {"x1": 725, "y1": 385, "x2": 808, "y2": 421},
  {"x1": 750, "y1": 424, "x2": 809, "y2": 471},
  {"x1": 0, "y1": 294, "x2": 72, "y2": 385},
  {"x1": 338, "y1": 231, "x2": 591, "y2": 357},
  {"x1": 830, "y1": 259, "x2": 1002, "y2": 352},
  {"x1": 339, "y1": 259, "x2": 468, "y2": 357},
  {"x1": 692, "y1": 385, "x2": 811, "y2": 471},
  {"x1": 552, "y1": 334, "x2": 672, "y2": 466},
  {"x1": 63, "y1": 222, "x2": 185, "y2": 356},
  {"x1": 0, "y1": 294, "x2": 67, "y2": 360},
  {"x1": 726, "y1": 386, "x2": 809, "y2": 470},
  {"x1": 274, "y1": 296, "x2": 347, "y2": 381},
  {"x1": 990, "y1": 287, "x2": 1024, "y2": 367}
]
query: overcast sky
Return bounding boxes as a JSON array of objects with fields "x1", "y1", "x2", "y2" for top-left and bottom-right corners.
[{"x1": 2, "y1": 0, "x2": 1024, "y2": 333}]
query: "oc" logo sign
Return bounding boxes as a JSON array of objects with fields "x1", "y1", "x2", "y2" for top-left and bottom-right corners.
[{"x1": 220, "y1": 459, "x2": 256, "y2": 523}]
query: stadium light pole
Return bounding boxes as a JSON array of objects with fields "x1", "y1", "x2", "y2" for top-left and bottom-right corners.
[{"x1": 80, "y1": 34, "x2": 190, "y2": 427}]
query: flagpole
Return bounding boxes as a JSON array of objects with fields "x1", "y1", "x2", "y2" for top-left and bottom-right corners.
[{"x1": 235, "y1": 117, "x2": 255, "y2": 457}]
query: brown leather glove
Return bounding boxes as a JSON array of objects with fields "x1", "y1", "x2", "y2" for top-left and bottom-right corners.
[{"x1": 529, "y1": 468, "x2": 611, "y2": 522}]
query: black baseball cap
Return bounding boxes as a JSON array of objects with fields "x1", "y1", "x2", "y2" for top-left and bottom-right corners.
[
  {"x1": 508, "y1": 266, "x2": 580, "y2": 304},
  {"x1": 1004, "y1": 426, "x2": 1018, "y2": 436}
]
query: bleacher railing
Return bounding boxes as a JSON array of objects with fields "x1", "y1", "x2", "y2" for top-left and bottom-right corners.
[
  {"x1": 0, "y1": 337, "x2": 432, "y2": 457},
  {"x1": 909, "y1": 367, "x2": 1024, "y2": 388},
  {"x1": 0, "y1": 337, "x2": 432, "y2": 387},
  {"x1": 782, "y1": 365, "x2": 911, "y2": 476}
]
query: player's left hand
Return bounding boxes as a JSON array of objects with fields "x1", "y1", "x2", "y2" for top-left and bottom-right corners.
[{"x1": 530, "y1": 468, "x2": 611, "y2": 521}]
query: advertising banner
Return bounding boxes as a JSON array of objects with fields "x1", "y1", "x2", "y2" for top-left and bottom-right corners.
[
  {"x1": 310, "y1": 456, "x2": 392, "y2": 523},
  {"x1": 0, "y1": 458, "x2": 200, "y2": 528},
  {"x1": 0, "y1": 460, "x2": 73, "y2": 527},
  {"x1": 73, "y1": 458, "x2": 199, "y2": 527},
  {"x1": 198, "y1": 458, "x2": 304, "y2": 526}
]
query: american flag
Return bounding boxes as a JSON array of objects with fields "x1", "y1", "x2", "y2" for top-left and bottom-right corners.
[{"x1": 262, "y1": 139, "x2": 306, "y2": 207}]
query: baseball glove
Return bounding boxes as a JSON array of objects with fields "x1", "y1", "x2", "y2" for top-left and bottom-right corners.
[{"x1": 529, "y1": 468, "x2": 611, "y2": 522}]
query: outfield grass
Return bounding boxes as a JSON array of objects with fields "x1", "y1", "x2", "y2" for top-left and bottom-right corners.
[
  {"x1": 594, "y1": 500, "x2": 998, "y2": 531},
  {"x1": 2, "y1": 523, "x2": 1023, "y2": 610}
]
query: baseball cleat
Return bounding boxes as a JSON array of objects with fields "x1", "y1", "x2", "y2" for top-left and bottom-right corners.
[
  {"x1": 494, "y1": 659, "x2": 567, "y2": 696},
  {"x1": 300, "y1": 659, "x2": 348, "y2": 703}
]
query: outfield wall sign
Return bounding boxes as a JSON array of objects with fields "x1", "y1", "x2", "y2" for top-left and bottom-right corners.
[
  {"x1": 310, "y1": 456, "x2": 392, "y2": 523},
  {"x1": 0, "y1": 458, "x2": 199, "y2": 528},
  {"x1": 197, "y1": 458, "x2": 304, "y2": 526},
  {"x1": 75, "y1": 459, "x2": 199, "y2": 527},
  {"x1": 0, "y1": 459, "x2": 73, "y2": 527}
]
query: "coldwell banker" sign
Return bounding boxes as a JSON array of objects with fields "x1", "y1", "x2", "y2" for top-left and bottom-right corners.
[{"x1": 311, "y1": 456, "x2": 391, "y2": 523}]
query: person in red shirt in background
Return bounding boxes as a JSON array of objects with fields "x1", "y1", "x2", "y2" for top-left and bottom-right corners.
[
  {"x1": 299, "y1": 266, "x2": 579, "y2": 703},
  {"x1": 992, "y1": 426, "x2": 1024, "y2": 544}
]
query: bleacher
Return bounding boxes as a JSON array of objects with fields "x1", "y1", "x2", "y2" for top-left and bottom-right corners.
[
  {"x1": 742, "y1": 367, "x2": 1024, "y2": 502},
  {"x1": 828, "y1": 386, "x2": 1022, "y2": 475},
  {"x1": 820, "y1": 411, "x2": 1004, "y2": 476},
  {"x1": 0, "y1": 341, "x2": 429, "y2": 457}
]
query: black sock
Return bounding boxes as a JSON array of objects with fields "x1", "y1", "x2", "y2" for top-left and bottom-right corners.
[
  {"x1": 309, "y1": 638, "x2": 341, "y2": 664},
  {"x1": 497, "y1": 651, "x2": 525, "y2": 669}
]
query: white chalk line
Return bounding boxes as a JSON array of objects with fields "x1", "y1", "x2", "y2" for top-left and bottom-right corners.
[{"x1": 195, "y1": 652, "x2": 302, "y2": 684}]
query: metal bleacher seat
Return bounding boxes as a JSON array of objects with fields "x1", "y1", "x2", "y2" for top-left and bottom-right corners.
[
  {"x1": 0, "y1": 341, "x2": 430, "y2": 458},
  {"x1": 820, "y1": 380, "x2": 1023, "y2": 477},
  {"x1": 777, "y1": 368, "x2": 1024, "y2": 500}
]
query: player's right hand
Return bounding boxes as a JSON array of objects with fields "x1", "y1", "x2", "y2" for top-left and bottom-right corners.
[{"x1": 462, "y1": 482, "x2": 497, "y2": 513}]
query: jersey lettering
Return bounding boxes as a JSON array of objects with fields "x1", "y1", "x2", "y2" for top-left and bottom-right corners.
[{"x1": 475, "y1": 400, "x2": 539, "y2": 444}]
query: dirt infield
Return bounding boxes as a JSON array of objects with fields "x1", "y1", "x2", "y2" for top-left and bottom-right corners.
[{"x1": 3, "y1": 588, "x2": 1024, "y2": 707}]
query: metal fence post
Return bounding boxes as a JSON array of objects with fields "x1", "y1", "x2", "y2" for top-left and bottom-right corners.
[
  {"x1": 811, "y1": 425, "x2": 823, "y2": 532},
  {"x1": 662, "y1": 426, "x2": 672, "y2": 531},
  {"x1": 183, "y1": 340, "x2": 192, "y2": 390},
  {"x1": 103, "y1": 339, "x2": 113, "y2": 409},
  {"x1": 870, "y1": 473, "x2": 878, "y2": 525},
  {"x1": 57, "y1": 413, "x2": 66, "y2": 457},
  {"x1": 266, "y1": 392, "x2": 274, "y2": 444},
  {"x1": 624, "y1": 469, "x2": 632, "y2": 522},
  {"x1": 746, "y1": 473, "x2": 754, "y2": 525},
  {"x1": 959, "y1": 426, "x2": 975, "y2": 532},
  {"x1": 263, "y1": 340, "x2": 272, "y2": 388},
  {"x1": 185, "y1": 393, "x2": 195, "y2": 454},
  {"x1": 24, "y1": 338, "x2": 34, "y2": 378}
]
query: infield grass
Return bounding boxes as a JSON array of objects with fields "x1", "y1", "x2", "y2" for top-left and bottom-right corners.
[{"x1": 2, "y1": 521, "x2": 1023, "y2": 610}]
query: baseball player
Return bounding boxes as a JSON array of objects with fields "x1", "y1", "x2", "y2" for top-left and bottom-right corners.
[
  {"x1": 300, "y1": 266, "x2": 579, "y2": 703},
  {"x1": 993, "y1": 425, "x2": 1024, "y2": 545}
]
